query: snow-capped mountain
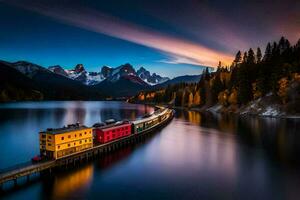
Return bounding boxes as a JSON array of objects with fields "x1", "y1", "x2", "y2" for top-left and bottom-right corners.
[
  {"x1": 137, "y1": 67, "x2": 169, "y2": 85},
  {"x1": 101, "y1": 66, "x2": 112, "y2": 79},
  {"x1": 49, "y1": 64, "x2": 105, "y2": 85},
  {"x1": 106, "y1": 63, "x2": 137, "y2": 82},
  {"x1": 48, "y1": 65, "x2": 68, "y2": 77},
  {"x1": 48, "y1": 63, "x2": 169, "y2": 86}
]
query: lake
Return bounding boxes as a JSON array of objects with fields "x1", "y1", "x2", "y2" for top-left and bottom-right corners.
[{"x1": 0, "y1": 101, "x2": 300, "y2": 200}]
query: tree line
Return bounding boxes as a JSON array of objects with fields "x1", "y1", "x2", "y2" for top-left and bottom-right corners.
[{"x1": 130, "y1": 37, "x2": 300, "y2": 113}]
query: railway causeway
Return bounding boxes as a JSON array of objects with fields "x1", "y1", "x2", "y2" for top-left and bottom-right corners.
[{"x1": 0, "y1": 109, "x2": 174, "y2": 189}]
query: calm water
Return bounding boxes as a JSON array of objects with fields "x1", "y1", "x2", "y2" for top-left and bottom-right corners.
[{"x1": 1, "y1": 101, "x2": 300, "y2": 200}]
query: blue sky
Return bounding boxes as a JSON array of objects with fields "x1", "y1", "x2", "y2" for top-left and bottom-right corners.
[{"x1": 0, "y1": 0, "x2": 299, "y2": 78}]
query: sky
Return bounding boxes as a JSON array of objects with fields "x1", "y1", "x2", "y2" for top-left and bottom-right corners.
[{"x1": 0, "y1": 0, "x2": 299, "y2": 78}]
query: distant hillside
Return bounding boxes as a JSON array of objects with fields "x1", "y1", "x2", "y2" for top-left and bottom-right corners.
[
  {"x1": 0, "y1": 62, "x2": 43, "y2": 102},
  {"x1": 154, "y1": 75, "x2": 201, "y2": 89},
  {"x1": 93, "y1": 75, "x2": 150, "y2": 97},
  {"x1": 93, "y1": 73, "x2": 201, "y2": 97}
]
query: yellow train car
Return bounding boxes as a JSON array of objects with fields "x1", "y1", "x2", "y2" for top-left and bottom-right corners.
[{"x1": 39, "y1": 123, "x2": 93, "y2": 159}]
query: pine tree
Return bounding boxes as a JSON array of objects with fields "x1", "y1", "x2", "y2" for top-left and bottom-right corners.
[
  {"x1": 229, "y1": 66, "x2": 238, "y2": 89},
  {"x1": 271, "y1": 42, "x2": 279, "y2": 61},
  {"x1": 233, "y1": 51, "x2": 242, "y2": 66},
  {"x1": 193, "y1": 91, "x2": 201, "y2": 105},
  {"x1": 247, "y1": 48, "x2": 255, "y2": 64},
  {"x1": 263, "y1": 42, "x2": 272, "y2": 61},
  {"x1": 237, "y1": 64, "x2": 253, "y2": 104},
  {"x1": 278, "y1": 36, "x2": 288, "y2": 54},
  {"x1": 242, "y1": 52, "x2": 248, "y2": 63},
  {"x1": 204, "y1": 67, "x2": 210, "y2": 80},
  {"x1": 256, "y1": 47, "x2": 262, "y2": 63},
  {"x1": 257, "y1": 70, "x2": 269, "y2": 96},
  {"x1": 211, "y1": 74, "x2": 223, "y2": 104}
]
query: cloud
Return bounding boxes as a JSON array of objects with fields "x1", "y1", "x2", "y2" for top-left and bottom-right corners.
[
  {"x1": 5, "y1": 0, "x2": 233, "y2": 67},
  {"x1": 158, "y1": 54, "x2": 211, "y2": 67}
]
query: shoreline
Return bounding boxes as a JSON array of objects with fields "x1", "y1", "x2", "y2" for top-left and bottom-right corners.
[
  {"x1": 132, "y1": 102, "x2": 300, "y2": 119},
  {"x1": 1, "y1": 99, "x2": 300, "y2": 119}
]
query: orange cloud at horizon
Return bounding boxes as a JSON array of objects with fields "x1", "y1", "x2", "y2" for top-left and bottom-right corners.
[{"x1": 10, "y1": 1, "x2": 234, "y2": 68}]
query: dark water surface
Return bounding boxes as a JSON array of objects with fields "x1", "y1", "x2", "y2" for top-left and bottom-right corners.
[{"x1": 0, "y1": 101, "x2": 300, "y2": 200}]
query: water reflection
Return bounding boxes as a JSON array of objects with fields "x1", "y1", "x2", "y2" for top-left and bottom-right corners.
[
  {"x1": 51, "y1": 165, "x2": 94, "y2": 199},
  {"x1": 1, "y1": 102, "x2": 300, "y2": 199},
  {"x1": 0, "y1": 101, "x2": 153, "y2": 169},
  {"x1": 146, "y1": 118, "x2": 238, "y2": 181},
  {"x1": 178, "y1": 110, "x2": 300, "y2": 166},
  {"x1": 97, "y1": 146, "x2": 134, "y2": 170}
]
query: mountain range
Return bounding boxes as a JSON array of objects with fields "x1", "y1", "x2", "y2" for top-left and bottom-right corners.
[
  {"x1": 0, "y1": 60, "x2": 201, "y2": 101},
  {"x1": 48, "y1": 63, "x2": 169, "y2": 86},
  {"x1": 0, "y1": 61, "x2": 103, "y2": 101}
]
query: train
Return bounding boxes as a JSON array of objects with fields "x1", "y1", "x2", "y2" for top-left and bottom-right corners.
[{"x1": 36, "y1": 107, "x2": 173, "y2": 161}]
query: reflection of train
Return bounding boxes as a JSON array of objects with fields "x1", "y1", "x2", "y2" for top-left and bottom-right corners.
[{"x1": 37, "y1": 108, "x2": 173, "y2": 160}]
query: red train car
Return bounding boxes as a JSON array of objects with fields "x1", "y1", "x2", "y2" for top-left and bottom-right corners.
[{"x1": 94, "y1": 122, "x2": 132, "y2": 144}]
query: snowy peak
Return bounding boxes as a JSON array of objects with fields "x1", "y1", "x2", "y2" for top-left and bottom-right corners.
[
  {"x1": 101, "y1": 66, "x2": 112, "y2": 78},
  {"x1": 62, "y1": 64, "x2": 105, "y2": 85},
  {"x1": 48, "y1": 63, "x2": 169, "y2": 86},
  {"x1": 137, "y1": 67, "x2": 150, "y2": 79},
  {"x1": 107, "y1": 63, "x2": 136, "y2": 82},
  {"x1": 137, "y1": 67, "x2": 169, "y2": 85},
  {"x1": 86, "y1": 72, "x2": 105, "y2": 85},
  {"x1": 74, "y1": 64, "x2": 85, "y2": 73},
  {"x1": 118, "y1": 63, "x2": 136, "y2": 75},
  {"x1": 48, "y1": 65, "x2": 68, "y2": 77}
]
